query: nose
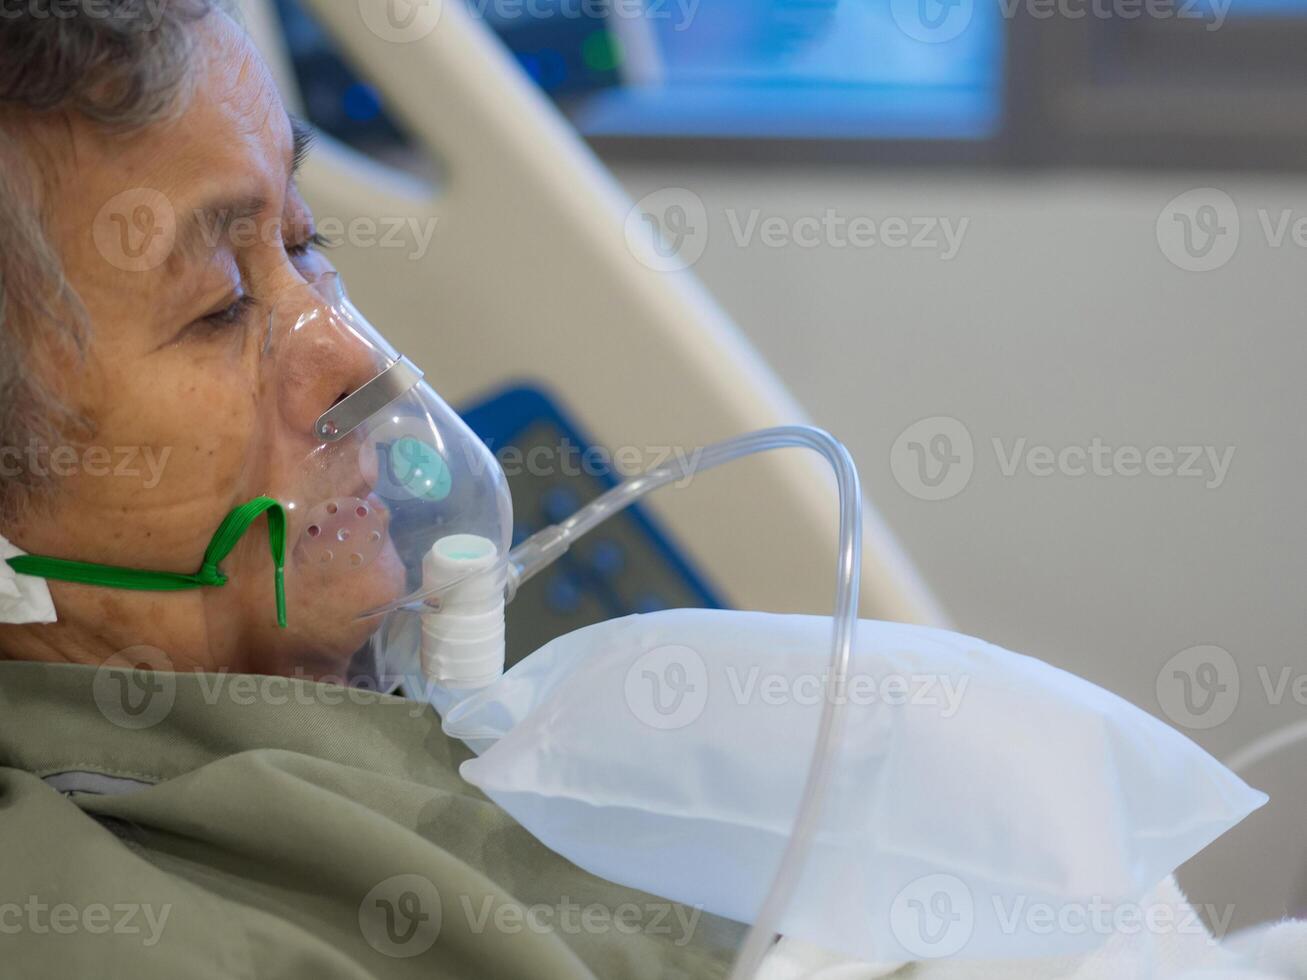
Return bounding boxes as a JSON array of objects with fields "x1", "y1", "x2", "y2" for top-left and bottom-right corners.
[{"x1": 274, "y1": 284, "x2": 387, "y2": 442}]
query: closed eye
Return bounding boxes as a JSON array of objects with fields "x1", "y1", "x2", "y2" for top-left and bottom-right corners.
[
  {"x1": 286, "y1": 230, "x2": 335, "y2": 258},
  {"x1": 200, "y1": 293, "x2": 258, "y2": 329}
]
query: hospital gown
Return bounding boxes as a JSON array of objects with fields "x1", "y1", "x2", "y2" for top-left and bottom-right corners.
[{"x1": 0, "y1": 660, "x2": 743, "y2": 979}]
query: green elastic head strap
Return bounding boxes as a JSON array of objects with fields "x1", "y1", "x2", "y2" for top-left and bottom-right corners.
[{"x1": 5, "y1": 496, "x2": 288, "y2": 628}]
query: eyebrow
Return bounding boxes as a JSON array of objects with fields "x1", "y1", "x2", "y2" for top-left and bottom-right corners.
[{"x1": 174, "y1": 117, "x2": 316, "y2": 259}]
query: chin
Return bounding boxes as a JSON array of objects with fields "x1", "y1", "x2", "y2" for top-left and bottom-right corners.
[
  {"x1": 251, "y1": 612, "x2": 382, "y2": 682},
  {"x1": 255, "y1": 539, "x2": 406, "y2": 681}
]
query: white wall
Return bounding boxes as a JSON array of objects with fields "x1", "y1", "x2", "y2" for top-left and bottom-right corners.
[{"x1": 610, "y1": 162, "x2": 1307, "y2": 932}]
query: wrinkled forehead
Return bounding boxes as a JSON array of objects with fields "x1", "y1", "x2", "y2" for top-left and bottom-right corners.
[{"x1": 29, "y1": 12, "x2": 295, "y2": 306}]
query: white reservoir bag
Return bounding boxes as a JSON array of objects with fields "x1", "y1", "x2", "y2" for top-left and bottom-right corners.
[{"x1": 443, "y1": 609, "x2": 1265, "y2": 963}]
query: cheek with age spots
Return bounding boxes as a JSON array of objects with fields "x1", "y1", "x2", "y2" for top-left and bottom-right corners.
[{"x1": 56, "y1": 340, "x2": 267, "y2": 546}]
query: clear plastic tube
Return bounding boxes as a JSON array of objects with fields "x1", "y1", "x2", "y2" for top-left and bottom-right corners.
[{"x1": 506, "y1": 425, "x2": 863, "y2": 979}]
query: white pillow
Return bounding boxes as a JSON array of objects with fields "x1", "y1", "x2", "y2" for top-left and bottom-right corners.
[{"x1": 445, "y1": 609, "x2": 1266, "y2": 962}]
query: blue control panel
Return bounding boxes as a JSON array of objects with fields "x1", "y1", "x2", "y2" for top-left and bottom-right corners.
[{"x1": 460, "y1": 384, "x2": 725, "y2": 667}]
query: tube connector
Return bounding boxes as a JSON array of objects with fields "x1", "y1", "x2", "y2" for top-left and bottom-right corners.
[
  {"x1": 420, "y1": 534, "x2": 507, "y2": 690},
  {"x1": 504, "y1": 524, "x2": 570, "y2": 602}
]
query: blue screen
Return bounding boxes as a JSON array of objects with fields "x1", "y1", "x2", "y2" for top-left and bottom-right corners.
[{"x1": 570, "y1": 0, "x2": 1005, "y2": 139}]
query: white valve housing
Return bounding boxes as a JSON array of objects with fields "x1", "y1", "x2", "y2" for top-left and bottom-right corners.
[{"x1": 420, "y1": 534, "x2": 506, "y2": 690}]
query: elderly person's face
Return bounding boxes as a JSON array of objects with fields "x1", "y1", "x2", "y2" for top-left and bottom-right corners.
[{"x1": 0, "y1": 12, "x2": 404, "y2": 677}]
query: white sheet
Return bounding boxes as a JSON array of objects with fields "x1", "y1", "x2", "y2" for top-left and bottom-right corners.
[{"x1": 760, "y1": 877, "x2": 1305, "y2": 980}]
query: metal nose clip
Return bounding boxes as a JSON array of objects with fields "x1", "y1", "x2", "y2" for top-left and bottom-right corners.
[{"x1": 315, "y1": 356, "x2": 424, "y2": 442}]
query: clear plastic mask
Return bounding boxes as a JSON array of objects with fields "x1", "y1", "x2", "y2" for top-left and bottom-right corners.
[{"x1": 262, "y1": 271, "x2": 513, "y2": 684}]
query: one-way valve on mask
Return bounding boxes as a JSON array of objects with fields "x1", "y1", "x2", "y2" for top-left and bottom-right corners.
[{"x1": 419, "y1": 535, "x2": 507, "y2": 690}]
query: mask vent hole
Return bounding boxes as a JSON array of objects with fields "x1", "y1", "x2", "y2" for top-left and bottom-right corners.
[{"x1": 295, "y1": 496, "x2": 385, "y2": 571}]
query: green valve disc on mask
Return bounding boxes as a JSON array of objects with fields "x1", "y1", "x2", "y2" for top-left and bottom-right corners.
[{"x1": 387, "y1": 435, "x2": 453, "y2": 502}]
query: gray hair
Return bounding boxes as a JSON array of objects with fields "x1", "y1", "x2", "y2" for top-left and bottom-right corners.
[{"x1": 0, "y1": 0, "x2": 221, "y2": 523}]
